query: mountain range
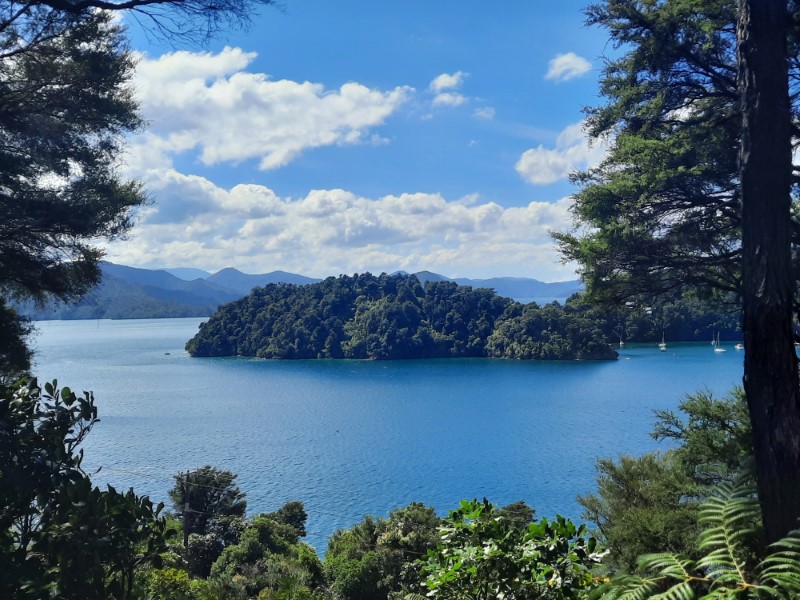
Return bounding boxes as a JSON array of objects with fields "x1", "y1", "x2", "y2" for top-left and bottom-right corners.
[{"x1": 17, "y1": 262, "x2": 582, "y2": 320}]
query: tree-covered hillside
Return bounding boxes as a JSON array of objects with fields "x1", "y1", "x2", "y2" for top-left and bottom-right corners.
[{"x1": 186, "y1": 272, "x2": 619, "y2": 361}]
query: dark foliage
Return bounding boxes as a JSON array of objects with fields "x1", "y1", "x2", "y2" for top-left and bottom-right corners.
[
  {"x1": 169, "y1": 466, "x2": 247, "y2": 538},
  {"x1": 324, "y1": 502, "x2": 441, "y2": 600},
  {"x1": 186, "y1": 272, "x2": 619, "y2": 361},
  {"x1": 0, "y1": 301, "x2": 33, "y2": 378},
  {"x1": 187, "y1": 273, "x2": 743, "y2": 361},
  {"x1": 0, "y1": 378, "x2": 172, "y2": 599}
]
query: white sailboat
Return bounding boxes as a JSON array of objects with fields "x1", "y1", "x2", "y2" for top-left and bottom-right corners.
[
  {"x1": 658, "y1": 331, "x2": 667, "y2": 352},
  {"x1": 714, "y1": 332, "x2": 727, "y2": 353}
]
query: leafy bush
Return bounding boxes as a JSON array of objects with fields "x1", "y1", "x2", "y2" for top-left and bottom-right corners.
[
  {"x1": 420, "y1": 499, "x2": 606, "y2": 600},
  {"x1": 324, "y1": 502, "x2": 441, "y2": 600},
  {"x1": 0, "y1": 378, "x2": 173, "y2": 599}
]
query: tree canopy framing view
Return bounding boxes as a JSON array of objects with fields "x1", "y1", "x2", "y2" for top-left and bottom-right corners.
[
  {"x1": 4, "y1": 0, "x2": 800, "y2": 597},
  {"x1": 557, "y1": 0, "x2": 800, "y2": 544}
]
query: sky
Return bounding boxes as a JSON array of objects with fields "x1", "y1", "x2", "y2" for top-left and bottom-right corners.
[{"x1": 107, "y1": 0, "x2": 613, "y2": 281}]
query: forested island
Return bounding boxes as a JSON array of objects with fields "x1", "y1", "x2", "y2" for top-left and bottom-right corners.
[
  {"x1": 186, "y1": 272, "x2": 740, "y2": 361},
  {"x1": 186, "y1": 272, "x2": 616, "y2": 360}
]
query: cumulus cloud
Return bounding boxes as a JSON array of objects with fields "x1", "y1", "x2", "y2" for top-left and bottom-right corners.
[
  {"x1": 432, "y1": 92, "x2": 467, "y2": 107},
  {"x1": 429, "y1": 71, "x2": 467, "y2": 92},
  {"x1": 131, "y1": 47, "x2": 412, "y2": 170},
  {"x1": 428, "y1": 71, "x2": 469, "y2": 109},
  {"x1": 106, "y1": 167, "x2": 576, "y2": 281},
  {"x1": 545, "y1": 52, "x2": 592, "y2": 82},
  {"x1": 515, "y1": 121, "x2": 610, "y2": 185}
]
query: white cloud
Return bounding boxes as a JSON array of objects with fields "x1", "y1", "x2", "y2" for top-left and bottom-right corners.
[
  {"x1": 473, "y1": 107, "x2": 495, "y2": 120},
  {"x1": 545, "y1": 52, "x2": 592, "y2": 82},
  {"x1": 106, "y1": 167, "x2": 577, "y2": 281},
  {"x1": 131, "y1": 47, "x2": 412, "y2": 170},
  {"x1": 429, "y1": 71, "x2": 467, "y2": 92},
  {"x1": 432, "y1": 92, "x2": 467, "y2": 107},
  {"x1": 428, "y1": 71, "x2": 469, "y2": 109},
  {"x1": 515, "y1": 121, "x2": 610, "y2": 185}
]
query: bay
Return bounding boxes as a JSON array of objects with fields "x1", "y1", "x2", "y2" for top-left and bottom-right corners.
[{"x1": 31, "y1": 318, "x2": 744, "y2": 552}]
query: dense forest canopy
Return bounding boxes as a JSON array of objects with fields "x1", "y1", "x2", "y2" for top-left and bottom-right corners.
[
  {"x1": 186, "y1": 272, "x2": 740, "y2": 361},
  {"x1": 186, "y1": 272, "x2": 616, "y2": 360}
]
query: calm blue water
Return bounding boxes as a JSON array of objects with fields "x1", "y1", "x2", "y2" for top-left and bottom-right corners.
[{"x1": 31, "y1": 318, "x2": 744, "y2": 553}]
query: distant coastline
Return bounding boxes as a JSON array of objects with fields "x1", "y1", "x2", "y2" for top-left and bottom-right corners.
[{"x1": 16, "y1": 261, "x2": 582, "y2": 321}]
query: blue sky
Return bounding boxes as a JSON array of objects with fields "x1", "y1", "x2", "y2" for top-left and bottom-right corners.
[{"x1": 109, "y1": 0, "x2": 612, "y2": 281}]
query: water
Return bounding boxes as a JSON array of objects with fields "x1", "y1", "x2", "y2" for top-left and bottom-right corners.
[{"x1": 30, "y1": 318, "x2": 744, "y2": 553}]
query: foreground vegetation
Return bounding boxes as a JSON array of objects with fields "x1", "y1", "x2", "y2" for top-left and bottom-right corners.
[{"x1": 6, "y1": 376, "x2": 800, "y2": 599}]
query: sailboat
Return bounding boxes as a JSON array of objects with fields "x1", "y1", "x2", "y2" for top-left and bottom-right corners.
[
  {"x1": 713, "y1": 332, "x2": 727, "y2": 353},
  {"x1": 658, "y1": 331, "x2": 667, "y2": 352}
]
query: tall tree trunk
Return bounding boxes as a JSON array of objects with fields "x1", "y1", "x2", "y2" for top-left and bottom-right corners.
[{"x1": 738, "y1": 0, "x2": 800, "y2": 543}]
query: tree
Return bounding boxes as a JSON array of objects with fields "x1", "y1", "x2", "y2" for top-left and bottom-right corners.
[
  {"x1": 28, "y1": 0, "x2": 274, "y2": 43},
  {"x1": 0, "y1": 301, "x2": 32, "y2": 378},
  {"x1": 581, "y1": 388, "x2": 754, "y2": 572},
  {"x1": 207, "y1": 513, "x2": 324, "y2": 599},
  {"x1": 419, "y1": 499, "x2": 606, "y2": 600},
  {"x1": 0, "y1": 8, "x2": 145, "y2": 377},
  {"x1": 580, "y1": 453, "x2": 700, "y2": 573},
  {"x1": 736, "y1": 0, "x2": 800, "y2": 545},
  {"x1": 0, "y1": 378, "x2": 173, "y2": 599},
  {"x1": 0, "y1": 0, "x2": 275, "y2": 376},
  {"x1": 170, "y1": 466, "x2": 247, "y2": 539},
  {"x1": 268, "y1": 500, "x2": 309, "y2": 538},
  {"x1": 324, "y1": 502, "x2": 441, "y2": 600},
  {"x1": 556, "y1": 0, "x2": 800, "y2": 542},
  {"x1": 653, "y1": 388, "x2": 752, "y2": 488},
  {"x1": 554, "y1": 0, "x2": 743, "y2": 303}
]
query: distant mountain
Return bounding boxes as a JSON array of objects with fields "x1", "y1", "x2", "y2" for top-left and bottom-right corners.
[
  {"x1": 455, "y1": 277, "x2": 583, "y2": 300},
  {"x1": 412, "y1": 272, "x2": 582, "y2": 300},
  {"x1": 18, "y1": 263, "x2": 241, "y2": 320},
  {"x1": 163, "y1": 267, "x2": 211, "y2": 280},
  {"x1": 412, "y1": 271, "x2": 450, "y2": 284},
  {"x1": 100, "y1": 263, "x2": 239, "y2": 305},
  {"x1": 206, "y1": 268, "x2": 320, "y2": 296},
  {"x1": 15, "y1": 262, "x2": 583, "y2": 320}
]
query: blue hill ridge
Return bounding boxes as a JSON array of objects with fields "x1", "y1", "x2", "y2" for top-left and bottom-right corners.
[{"x1": 17, "y1": 263, "x2": 582, "y2": 320}]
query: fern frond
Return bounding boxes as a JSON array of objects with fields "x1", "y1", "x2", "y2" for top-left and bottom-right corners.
[
  {"x1": 599, "y1": 575, "x2": 662, "y2": 600},
  {"x1": 698, "y1": 496, "x2": 759, "y2": 532},
  {"x1": 759, "y1": 530, "x2": 800, "y2": 596},
  {"x1": 693, "y1": 481, "x2": 759, "y2": 587},
  {"x1": 696, "y1": 547, "x2": 741, "y2": 575},
  {"x1": 702, "y1": 587, "x2": 755, "y2": 599},
  {"x1": 651, "y1": 580, "x2": 695, "y2": 600},
  {"x1": 638, "y1": 552, "x2": 695, "y2": 580},
  {"x1": 761, "y1": 551, "x2": 800, "y2": 572},
  {"x1": 759, "y1": 575, "x2": 800, "y2": 596}
]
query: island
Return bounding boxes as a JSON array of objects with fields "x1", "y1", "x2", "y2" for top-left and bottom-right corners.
[{"x1": 185, "y1": 272, "x2": 619, "y2": 360}]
